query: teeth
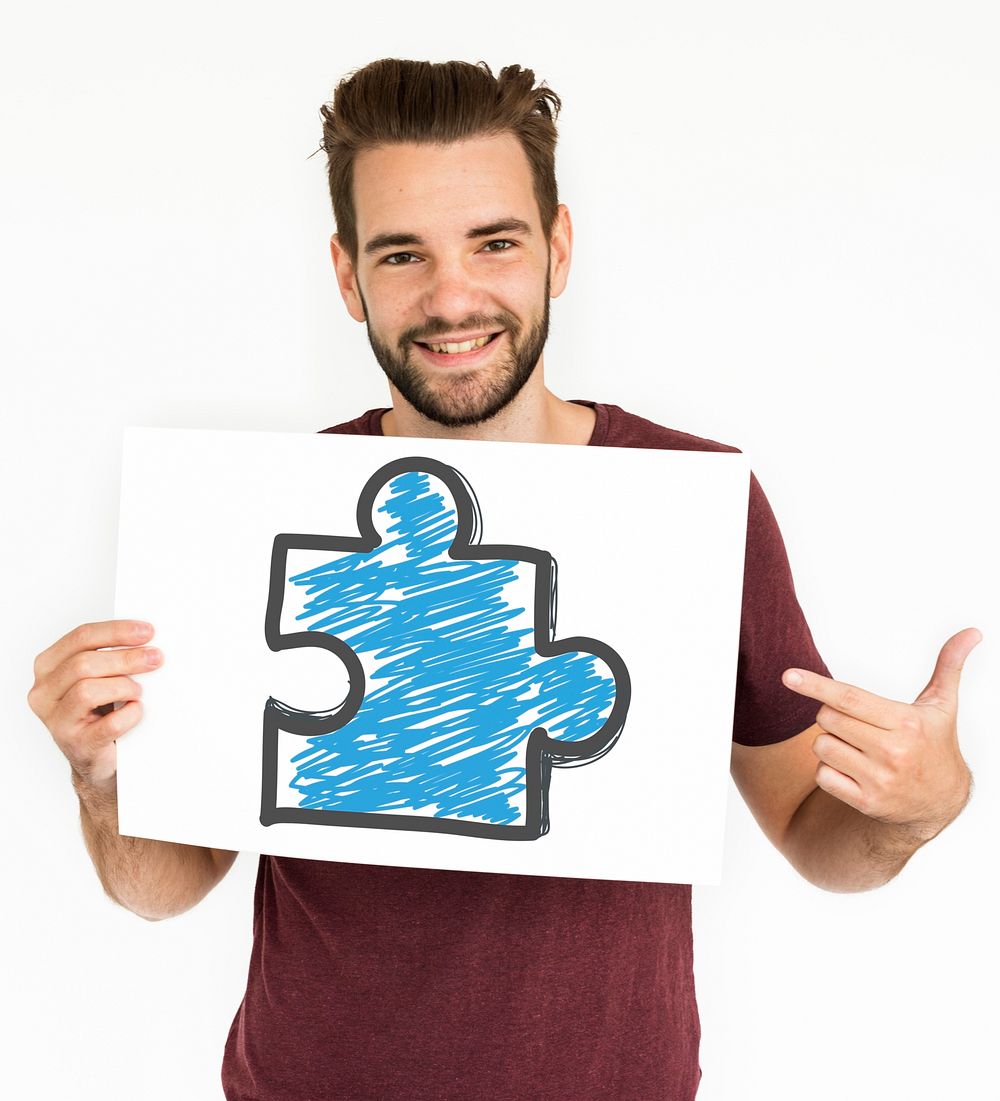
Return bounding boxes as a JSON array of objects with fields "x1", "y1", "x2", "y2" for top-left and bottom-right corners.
[{"x1": 427, "y1": 334, "x2": 493, "y2": 354}]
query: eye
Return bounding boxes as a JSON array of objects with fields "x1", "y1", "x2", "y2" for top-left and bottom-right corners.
[
  {"x1": 382, "y1": 252, "x2": 421, "y2": 265},
  {"x1": 482, "y1": 239, "x2": 516, "y2": 253}
]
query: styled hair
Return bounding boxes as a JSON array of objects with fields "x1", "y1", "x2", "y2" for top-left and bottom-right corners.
[{"x1": 319, "y1": 59, "x2": 562, "y2": 264}]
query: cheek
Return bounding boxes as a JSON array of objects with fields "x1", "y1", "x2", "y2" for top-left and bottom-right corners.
[
  {"x1": 493, "y1": 259, "x2": 537, "y2": 292},
  {"x1": 371, "y1": 279, "x2": 425, "y2": 325},
  {"x1": 365, "y1": 295, "x2": 414, "y2": 337},
  {"x1": 487, "y1": 267, "x2": 546, "y2": 320}
]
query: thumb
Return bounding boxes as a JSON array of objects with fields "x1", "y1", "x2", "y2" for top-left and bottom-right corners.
[{"x1": 915, "y1": 627, "x2": 982, "y2": 707}]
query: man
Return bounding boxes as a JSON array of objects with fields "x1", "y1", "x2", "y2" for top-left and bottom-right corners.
[{"x1": 27, "y1": 60, "x2": 978, "y2": 1100}]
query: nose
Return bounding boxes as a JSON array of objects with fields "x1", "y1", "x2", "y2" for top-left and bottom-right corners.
[{"x1": 418, "y1": 255, "x2": 490, "y2": 325}]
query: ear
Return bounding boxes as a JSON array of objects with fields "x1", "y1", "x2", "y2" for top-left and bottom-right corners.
[
  {"x1": 547, "y1": 204, "x2": 573, "y2": 299},
  {"x1": 329, "y1": 234, "x2": 367, "y2": 322}
]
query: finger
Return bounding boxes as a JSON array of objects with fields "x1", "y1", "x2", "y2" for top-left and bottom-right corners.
[
  {"x1": 53, "y1": 676, "x2": 144, "y2": 728},
  {"x1": 812, "y1": 729, "x2": 869, "y2": 781},
  {"x1": 814, "y1": 704, "x2": 883, "y2": 754},
  {"x1": 782, "y1": 669, "x2": 904, "y2": 729},
  {"x1": 87, "y1": 699, "x2": 143, "y2": 744},
  {"x1": 72, "y1": 700, "x2": 144, "y2": 771},
  {"x1": 814, "y1": 761, "x2": 865, "y2": 812},
  {"x1": 915, "y1": 627, "x2": 983, "y2": 708},
  {"x1": 33, "y1": 620, "x2": 154, "y2": 682},
  {"x1": 44, "y1": 644, "x2": 162, "y2": 705}
]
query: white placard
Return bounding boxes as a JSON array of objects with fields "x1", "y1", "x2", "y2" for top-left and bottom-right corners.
[{"x1": 114, "y1": 427, "x2": 749, "y2": 884}]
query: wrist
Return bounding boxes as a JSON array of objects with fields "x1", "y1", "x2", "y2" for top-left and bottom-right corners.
[
  {"x1": 895, "y1": 761, "x2": 974, "y2": 845},
  {"x1": 71, "y1": 767, "x2": 118, "y2": 808}
]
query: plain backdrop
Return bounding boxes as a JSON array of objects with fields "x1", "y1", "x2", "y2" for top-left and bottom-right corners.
[{"x1": 3, "y1": 2, "x2": 997, "y2": 1099}]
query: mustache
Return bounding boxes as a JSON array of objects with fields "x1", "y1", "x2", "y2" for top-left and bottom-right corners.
[{"x1": 401, "y1": 312, "x2": 520, "y2": 345}]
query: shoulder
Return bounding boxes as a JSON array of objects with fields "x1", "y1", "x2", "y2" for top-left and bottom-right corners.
[
  {"x1": 585, "y1": 400, "x2": 775, "y2": 526},
  {"x1": 582, "y1": 401, "x2": 742, "y2": 454},
  {"x1": 318, "y1": 408, "x2": 388, "y2": 436}
]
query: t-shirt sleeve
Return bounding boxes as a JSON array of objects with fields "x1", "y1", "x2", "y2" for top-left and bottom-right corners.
[{"x1": 733, "y1": 474, "x2": 831, "y2": 746}]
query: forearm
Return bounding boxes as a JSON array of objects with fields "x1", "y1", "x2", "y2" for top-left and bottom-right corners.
[
  {"x1": 780, "y1": 785, "x2": 939, "y2": 893},
  {"x1": 73, "y1": 773, "x2": 227, "y2": 921}
]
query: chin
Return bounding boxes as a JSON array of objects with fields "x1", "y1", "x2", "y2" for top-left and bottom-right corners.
[{"x1": 407, "y1": 367, "x2": 535, "y2": 428}]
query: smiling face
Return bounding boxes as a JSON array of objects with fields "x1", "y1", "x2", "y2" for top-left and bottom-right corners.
[{"x1": 330, "y1": 133, "x2": 572, "y2": 428}]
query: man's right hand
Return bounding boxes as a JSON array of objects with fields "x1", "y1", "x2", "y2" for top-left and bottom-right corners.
[
  {"x1": 27, "y1": 619, "x2": 163, "y2": 793},
  {"x1": 27, "y1": 618, "x2": 235, "y2": 920}
]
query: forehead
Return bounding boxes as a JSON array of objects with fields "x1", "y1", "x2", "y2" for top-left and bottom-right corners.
[{"x1": 352, "y1": 133, "x2": 540, "y2": 239}]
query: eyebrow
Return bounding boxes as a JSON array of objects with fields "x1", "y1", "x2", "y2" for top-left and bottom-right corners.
[{"x1": 363, "y1": 218, "x2": 533, "y2": 257}]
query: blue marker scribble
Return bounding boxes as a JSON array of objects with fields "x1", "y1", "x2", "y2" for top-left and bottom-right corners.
[{"x1": 284, "y1": 471, "x2": 616, "y2": 827}]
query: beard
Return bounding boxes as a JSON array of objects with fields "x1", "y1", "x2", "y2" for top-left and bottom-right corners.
[{"x1": 358, "y1": 270, "x2": 551, "y2": 429}]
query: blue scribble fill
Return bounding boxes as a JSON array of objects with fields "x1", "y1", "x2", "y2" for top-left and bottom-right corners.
[{"x1": 284, "y1": 470, "x2": 616, "y2": 827}]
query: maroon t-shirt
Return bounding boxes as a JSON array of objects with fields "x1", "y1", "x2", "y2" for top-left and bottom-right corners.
[{"x1": 222, "y1": 402, "x2": 829, "y2": 1101}]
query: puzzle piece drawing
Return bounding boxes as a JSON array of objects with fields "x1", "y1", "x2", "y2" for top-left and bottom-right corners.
[{"x1": 261, "y1": 457, "x2": 630, "y2": 840}]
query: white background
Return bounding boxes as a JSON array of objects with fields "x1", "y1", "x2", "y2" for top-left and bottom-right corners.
[{"x1": 3, "y1": 2, "x2": 997, "y2": 1099}]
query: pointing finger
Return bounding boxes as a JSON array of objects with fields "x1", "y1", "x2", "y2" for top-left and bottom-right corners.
[{"x1": 782, "y1": 668, "x2": 904, "y2": 730}]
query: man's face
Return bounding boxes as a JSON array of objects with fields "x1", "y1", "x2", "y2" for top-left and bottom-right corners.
[{"x1": 331, "y1": 134, "x2": 571, "y2": 428}]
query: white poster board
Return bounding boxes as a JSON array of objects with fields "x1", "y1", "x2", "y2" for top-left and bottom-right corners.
[{"x1": 114, "y1": 427, "x2": 749, "y2": 884}]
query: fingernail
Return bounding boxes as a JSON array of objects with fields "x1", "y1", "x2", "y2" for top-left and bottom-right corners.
[
  {"x1": 145, "y1": 647, "x2": 162, "y2": 666},
  {"x1": 134, "y1": 621, "x2": 153, "y2": 636},
  {"x1": 784, "y1": 670, "x2": 803, "y2": 686}
]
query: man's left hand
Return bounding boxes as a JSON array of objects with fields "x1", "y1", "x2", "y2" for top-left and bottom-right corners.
[{"x1": 782, "y1": 627, "x2": 981, "y2": 842}]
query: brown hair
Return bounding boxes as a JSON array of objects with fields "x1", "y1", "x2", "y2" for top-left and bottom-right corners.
[{"x1": 319, "y1": 59, "x2": 562, "y2": 264}]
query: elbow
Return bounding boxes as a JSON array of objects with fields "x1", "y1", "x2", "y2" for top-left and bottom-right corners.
[
  {"x1": 790, "y1": 862, "x2": 899, "y2": 894},
  {"x1": 103, "y1": 884, "x2": 201, "y2": 923}
]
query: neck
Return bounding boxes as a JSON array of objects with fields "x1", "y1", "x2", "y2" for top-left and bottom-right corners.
[{"x1": 381, "y1": 365, "x2": 596, "y2": 446}]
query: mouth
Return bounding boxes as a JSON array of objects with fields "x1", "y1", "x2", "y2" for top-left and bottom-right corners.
[{"x1": 413, "y1": 330, "x2": 504, "y2": 366}]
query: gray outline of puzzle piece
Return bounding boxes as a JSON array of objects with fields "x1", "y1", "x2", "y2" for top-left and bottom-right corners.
[{"x1": 260, "y1": 456, "x2": 631, "y2": 840}]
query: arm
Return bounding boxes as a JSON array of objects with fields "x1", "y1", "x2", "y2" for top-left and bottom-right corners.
[
  {"x1": 731, "y1": 628, "x2": 978, "y2": 893},
  {"x1": 73, "y1": 773, "x2": 237, "y2": 921},
  {"x1": 29, "y1": 620, "x2": 238, "y2": 921}
]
